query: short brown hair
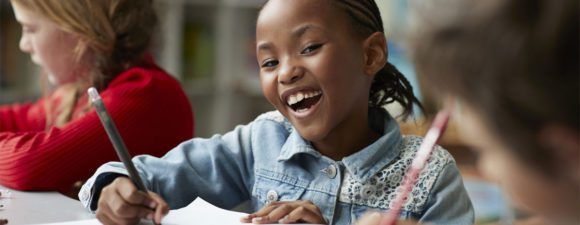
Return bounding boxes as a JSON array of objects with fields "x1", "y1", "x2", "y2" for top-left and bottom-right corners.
[{"x1": 409, "y1": 0, "x2": 579, "y2": 174}]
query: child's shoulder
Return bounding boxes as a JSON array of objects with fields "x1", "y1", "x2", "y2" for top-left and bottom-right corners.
[
  {"x1": 339, "y1": 135, "x2": 461, "y2": 213},
  {"x1": 255, "y1": 110, "x2": 286, "y2": 123},
  {"x1": 399, "y1": 135, "x2": 456, "y2": 167},
  {"x1": 253, "y1": 110, "x2": 293, "y2": 132},
  {"x1": 389, "y1": 135, "x2": 457, "y2": 211}
]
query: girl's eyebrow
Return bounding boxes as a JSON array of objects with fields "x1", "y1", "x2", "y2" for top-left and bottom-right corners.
[
  {"x1": 257, "y1": 42, "x2": 273, "y2": 52},
  {"x1": 292, "y1": 24, "x2": 325, "y2": 38},
  {"x1": 257, "y1": 24, "x2": 325, "y2": 51}
]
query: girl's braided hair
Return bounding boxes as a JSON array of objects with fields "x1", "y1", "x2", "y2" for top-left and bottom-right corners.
[{"x1": 335, "y1": 0, "x2": 423, "y2": 120}]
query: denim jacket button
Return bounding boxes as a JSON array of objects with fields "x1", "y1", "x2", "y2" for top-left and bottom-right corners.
[
  {"x1": 326, "y1": 164, "x2": 337, "y2": 179},
  {"x1": 266, "y1": 190, "x2": 278, "y2": 203}
]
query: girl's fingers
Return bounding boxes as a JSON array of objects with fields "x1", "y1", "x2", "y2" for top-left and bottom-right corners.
[
  {"x1": 95, "y1": 210, "x2": 117, "y2": 225},
  {"x1": 297, "y1": 200, "x2": 322, "y2": 215},
  {"x1": 97, "y1": 199, "x2": 141, "y2": 225},
  {"x1": 239, "y1": 214, "x2": 256, "y2": 223},
  {"x1": 279, "y1": 206, "x2": 326, "y2": 224},
  {"x1": 353, "y1": 211, "x2": 382, "y2": 225},
  {"x1": 115, "y1": 178, "x2": 153, "y2": 207},
  {"x1": 96, "y1": 178, "x2": 157, "y2": 225},
  {"x1": 248, "y1": 201, "x2": 326, "y2": 224},
  {"x1": 110, "y1": 185, "x2": 155, "y2": 219},
  {"x1": 148, "y1": 192, "x2": 170, "y2": 224},
  {"x1": 240, "y1": 201, "x2": 326, "y2": 224},
  {"x1": 241, "y1": 202, "x2": 279, "y2": 222},
  {"x1": 252, "y1": 204, "x2": 295, "y2": 224}
]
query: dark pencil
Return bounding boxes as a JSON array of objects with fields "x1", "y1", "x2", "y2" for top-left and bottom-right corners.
[
  {"x1": 88, "y1": 88, "x2": 158, "y2": 224},
  {"x1": 88, "y1": 88, "x2": 148, "y2": 192}
]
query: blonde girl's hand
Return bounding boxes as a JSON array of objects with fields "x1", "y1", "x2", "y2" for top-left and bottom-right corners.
[
  {"x1": 95, "y1": 177, "x2": 169, "y2": 225},
  {"x1": 354, "y1": 211, "x2": 419, "y2": 225},
  {"x1": 240, "y1": 200, "x2": 327, "y2": 224}
]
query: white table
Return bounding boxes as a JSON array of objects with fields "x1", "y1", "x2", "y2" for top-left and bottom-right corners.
[{"x1": 0, "y1": 186, "x2": 94, "y2": 225}]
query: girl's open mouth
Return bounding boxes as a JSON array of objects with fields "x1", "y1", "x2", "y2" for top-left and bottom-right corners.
[{"x1": 285, "y1": 90, "x2": 323, "y2": 114}]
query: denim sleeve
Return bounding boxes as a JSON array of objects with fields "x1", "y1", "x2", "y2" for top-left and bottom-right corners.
[
  {"x1": 79, "y1": 123, "x2": 256, "y2": 211},
  {"x1": 419, "y1": 162, "x2": 475, "y2": 225}
]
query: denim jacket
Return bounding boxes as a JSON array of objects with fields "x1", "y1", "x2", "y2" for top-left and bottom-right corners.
[{"x1": 80, "y1": 111, "x2": 474, "y2": 225}]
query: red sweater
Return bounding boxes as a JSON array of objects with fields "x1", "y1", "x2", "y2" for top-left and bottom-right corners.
[{"x1": 0, "y1": 61, "x2": 194, "y2": 193}]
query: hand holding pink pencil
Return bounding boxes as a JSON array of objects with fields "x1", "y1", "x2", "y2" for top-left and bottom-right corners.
[{"x1": 379, "y1": 110, "x2": 451, "y2": 225}]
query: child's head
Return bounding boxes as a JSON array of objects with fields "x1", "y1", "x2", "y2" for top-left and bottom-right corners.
[
  {"x1": 256, "y1": 0, "x2": 420, "y2": 154},
  {"x1": 409, "y1": 0, "x2": 578, "y2": 221},
  {"x1": 11, "y1": 0, "x2": 157, "y2": 126},
  {"x1": 11, "y1": 0, "x2": 157, "y2": 88}
]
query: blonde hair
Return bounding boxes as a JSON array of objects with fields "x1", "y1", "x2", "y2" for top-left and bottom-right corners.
[{"x1": 10, "y1": 0, "x2": 158, "y2": 127}]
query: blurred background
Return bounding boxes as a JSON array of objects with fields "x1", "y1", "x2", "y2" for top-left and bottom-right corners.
[
  {"x1": 0, "y1": 0, "x2": 516, "y2": 223},
  {"x1": 0, "y1": 0, "x2": 419, "y2": 138}
]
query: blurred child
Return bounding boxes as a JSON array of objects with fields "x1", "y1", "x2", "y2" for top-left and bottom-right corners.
[
  {"x1": 79, "y1": 0, "x2": 474, "y2": 224},
  {"x1": 358, "y1": 0, "x2": 578, "y2": 224},
  {"x1": 0, "y1": 0, "x2": 194, "y2": 195}
]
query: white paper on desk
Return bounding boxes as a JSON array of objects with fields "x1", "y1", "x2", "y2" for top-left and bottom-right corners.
[
  {"x1": 160, "y1": 197, "x2": 248, "y2": 225},
  {"x1": 31, "y1": 198, "x2": 323, "y2": 225}
]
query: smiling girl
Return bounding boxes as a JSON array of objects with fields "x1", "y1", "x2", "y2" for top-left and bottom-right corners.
[{"x1": 79, "y1": 1, "x2": 473, "y2": 224}]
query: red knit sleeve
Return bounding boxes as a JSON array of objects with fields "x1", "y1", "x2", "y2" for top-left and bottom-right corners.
[
  {"x1": 0, "y1": 100, "x2": 47, "y2": 132},
  {"x1": 0, "y1": 66, "x2": 194, "y2": 193}
]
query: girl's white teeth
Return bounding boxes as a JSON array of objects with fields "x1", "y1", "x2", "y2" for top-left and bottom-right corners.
[
  {"x1": 286, "y1": 91, "x2": 322, "y2": 106},
  {"x1": 296, "y1": 108, "x2": 309, "y2": 113},
  {"x1": 296, "y1": 93, "x2": 304, "y2": 103},
  {"x1": 288, "y1": 96, "x2": 298, "y2": 105}
]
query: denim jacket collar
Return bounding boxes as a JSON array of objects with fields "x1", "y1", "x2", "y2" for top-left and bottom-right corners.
[
  {"x1": 277, "y1": 113, "x2": 403, "y2": 184},
  {"x1": 277, "y1": 129, "x2": 323, "y2": 161}
]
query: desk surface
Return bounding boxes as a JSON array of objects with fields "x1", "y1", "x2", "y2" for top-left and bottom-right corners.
[{"x1": 0, "y1": 186, "x2": 94, "y2": 225}]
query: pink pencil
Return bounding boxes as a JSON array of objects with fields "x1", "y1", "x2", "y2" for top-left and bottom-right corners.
[{"x1": 379, "y1": 110, "x2": 451, "y2": 225}]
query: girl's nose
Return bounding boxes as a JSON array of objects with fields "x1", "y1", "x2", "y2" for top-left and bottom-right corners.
[
  {"x1": 278, "y1": 64, "x2": 304, "y2": 85},
  {"x1": 19, "y1": 35, "x2": 32, "y2": 53}
]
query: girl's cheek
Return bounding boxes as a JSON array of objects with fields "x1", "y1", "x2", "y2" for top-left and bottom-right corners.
[
  {"x1": 477, "y1": 153, "x2": 495, "y2": 182},
  {"x1": 477, "y1": 151, "x2": 506, "y2": 183},
  {"x1": 261, "y1": 75, "x2": 279, "y2": 106}
]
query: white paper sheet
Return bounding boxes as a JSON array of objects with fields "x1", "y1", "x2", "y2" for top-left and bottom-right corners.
[
  {"x1": 160, "y1": 197, "x2": 248, "y2": 225},
  {"x1": 31, "y1": 198, "x2": 323, "y2": 225}
]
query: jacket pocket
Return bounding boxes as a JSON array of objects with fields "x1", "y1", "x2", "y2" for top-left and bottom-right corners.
[{"x1": 252, "y1": 168, "x2": 308, "y2": 205}]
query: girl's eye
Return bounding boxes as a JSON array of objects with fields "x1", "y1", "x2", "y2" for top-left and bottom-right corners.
[
  {"x1": 261, "y1": 59, "x2": 279, "y2": 68},
  {"x1": 301, "y1": 44, "x2": 322, "y2": 54}
]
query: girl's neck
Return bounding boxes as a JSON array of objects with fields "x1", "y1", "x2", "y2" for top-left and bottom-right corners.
[{"x1": 313, "y1": 112, "x2": 382, "y2": 161}]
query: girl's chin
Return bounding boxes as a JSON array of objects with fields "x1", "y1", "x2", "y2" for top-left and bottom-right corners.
[{"x1": 47, "y1": 74, "x2": 58, "y2": 85}]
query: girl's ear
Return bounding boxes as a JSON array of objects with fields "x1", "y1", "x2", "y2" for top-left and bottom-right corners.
[
  {"x1": 363, "y1": 32, "x2": 388, "y2": 76},
  {"x1": 540, "y1": 125, "x2": 580, "y2": 184}
]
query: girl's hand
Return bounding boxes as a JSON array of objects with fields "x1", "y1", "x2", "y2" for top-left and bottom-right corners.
[
  {"x1": 240, "y1": 200, "x2": 327, "y2": 224},
  {"x1": 95, "y1": 177, "x2": 169, "y2": 225},
  {"x1": 354, "y1": 212, "x2": 419, "y2": 225}
]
